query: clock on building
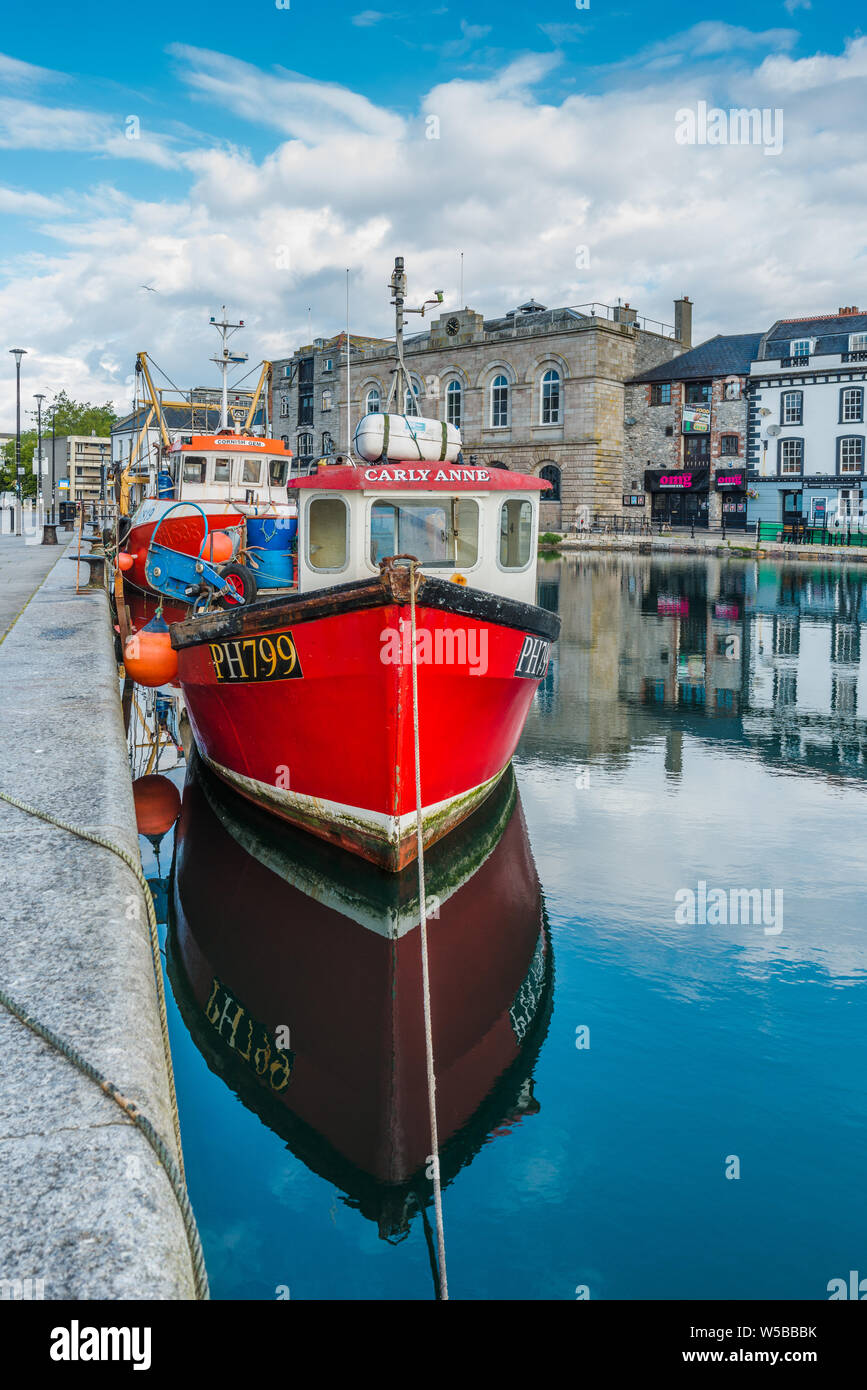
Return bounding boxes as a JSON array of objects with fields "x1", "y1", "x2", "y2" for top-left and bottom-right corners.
[{"x1": 445, "y1": 316, "x2": 461, "y2": 336}]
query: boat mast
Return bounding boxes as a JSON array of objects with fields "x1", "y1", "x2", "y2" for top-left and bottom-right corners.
[
  {"x1": 209, "y1": 307, "x2": 248, "y2": 431},
  {"x1": 385, "y1": 257, "x2": 444, "y2": 415}
]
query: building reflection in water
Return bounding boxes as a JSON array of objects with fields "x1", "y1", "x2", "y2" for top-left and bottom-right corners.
[
  {"x1": 167, "y1": 754, "x2": 553, "y2": 1249},
  {"x1": 528, "y1": 555, "x2": 867, "y2": 783}
]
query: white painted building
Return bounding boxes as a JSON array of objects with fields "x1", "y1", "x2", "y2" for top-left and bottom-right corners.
[{"x1": 748, "y1": 307, "x2": 867, "y2": 531}]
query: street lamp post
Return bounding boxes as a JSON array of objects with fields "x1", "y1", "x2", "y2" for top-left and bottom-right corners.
[{"x1": 9, "y1": 348, "x2": 27, "y2": 535}]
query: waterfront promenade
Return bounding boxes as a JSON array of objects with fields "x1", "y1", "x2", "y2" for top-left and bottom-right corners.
[
  {"x1": 0, "y1": 531, "x2": 66, "y2": 641},
  {"x1": 0, "y1": 531, "x2": 198, "y2": 1299},
  {"x1": 555, "y1": 529, "x2": 867, "y2": 565}
]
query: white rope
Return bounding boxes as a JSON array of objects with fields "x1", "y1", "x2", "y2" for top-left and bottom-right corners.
[{"x1": 408, "y1": 561, "x2": 449, "y2": 1300}]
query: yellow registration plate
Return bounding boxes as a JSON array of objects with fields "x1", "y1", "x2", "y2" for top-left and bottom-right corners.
[{"x1": 209, "y1": 630, "x2": 303, "y2": 683}]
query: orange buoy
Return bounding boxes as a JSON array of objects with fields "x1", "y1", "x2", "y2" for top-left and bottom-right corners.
[
  {"x1": 123, "y1": 612, "x2": 178, "y2": 687},
  {"x1": 132, "y1": 774, "x2": 181, "y2": 838},
  {"x1": 202, "y1": 531, "x2": 233, "y2": 563},
  {"x1": 117, "y1": 551, "x2": 135, "y2": 572}
]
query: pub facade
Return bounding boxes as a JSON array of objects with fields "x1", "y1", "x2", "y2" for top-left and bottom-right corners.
[{"x1": 626, "y1": 331, "x2": 762, "y2": 528}]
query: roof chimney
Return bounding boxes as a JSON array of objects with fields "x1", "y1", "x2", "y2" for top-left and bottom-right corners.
[
  {"x1": 838, "y1": 305, "x2": 860, "y2": 316},
  {"x1": 613, "y1": 302, "x2": 638, "y2": 326},
  {"x1": 674, "y1": 295, "x2": 692, "y2": 348}
]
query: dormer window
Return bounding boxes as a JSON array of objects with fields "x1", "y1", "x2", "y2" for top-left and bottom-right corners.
[
  {"x1": 789, "y1": 338, "x2": 812, "y2": 358},
  {"x1": 849, "y1": 333, "x2": 867, "y2": 353}
]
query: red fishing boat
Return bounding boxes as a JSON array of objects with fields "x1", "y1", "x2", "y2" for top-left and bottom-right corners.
[
  {"x1": 118, "y1": 313, "x2": 296, "y2": 603},
  {"x1": 168, "y1": 261, "x2": 560, "y2": 870}
]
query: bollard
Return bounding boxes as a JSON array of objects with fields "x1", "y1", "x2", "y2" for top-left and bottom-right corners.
[{"x1": 41, "y1": 523, "x2": 59, "y2": 546}]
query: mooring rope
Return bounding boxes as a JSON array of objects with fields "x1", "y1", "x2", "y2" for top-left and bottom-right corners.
[
  {"x1": 0, "y1": 787, "x2": 209, "y2": 1300},
  {"x1": 407, "y1": 561, "x2": 449, "y2": 1300}
]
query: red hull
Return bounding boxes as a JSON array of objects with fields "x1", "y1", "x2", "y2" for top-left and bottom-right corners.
[{"x1": 172, "y1": 579, "x2": 557, "y2": 870}]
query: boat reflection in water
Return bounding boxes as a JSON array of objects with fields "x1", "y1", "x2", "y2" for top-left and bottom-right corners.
[{"x1": 167, "y1": 753, "x2": 553, "y2": 1242}]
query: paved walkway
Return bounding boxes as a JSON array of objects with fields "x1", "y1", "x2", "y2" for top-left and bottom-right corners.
[
  {"x1": 0, "y1": 538, "x2": 197, "y2": 1298},
  {"x1": 0, "y1": 530, "x2": 73, "y2": 643}
]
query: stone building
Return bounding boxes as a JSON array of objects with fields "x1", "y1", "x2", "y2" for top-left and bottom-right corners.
[
  {"x1": 625, "y1": 332, "x2": 763, "y2": 529},
  {"x1": 271, "y1": 296, "x2": 692, "y2": 529}
]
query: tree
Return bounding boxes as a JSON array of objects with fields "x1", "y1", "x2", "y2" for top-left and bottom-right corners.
[{"x1": 1, "y1": 392, "x2": 117, "y2": 497}]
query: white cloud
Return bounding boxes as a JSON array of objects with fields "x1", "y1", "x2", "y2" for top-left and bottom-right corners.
[
  {"x1": 169, "y1": 44, "x2": 403, "y2": 142},
  {"x1": 616, "y1": 21, "x2": 799, "y2": 72},
  {"x1": 0, "y1": 97, "x2": 179, "y2": 167},
  {"x1": 538, "y1": 23, "x2": 589, "y2": 47},
  {"x1": 351, "y1": 9, "x2": 394, "y2": 25},
  {"x1": 0, "y1": 186, "x2": 68, "y2": 217},
  {"x1": 0, "y1": 51, "x2": 63, "y2": 88}
]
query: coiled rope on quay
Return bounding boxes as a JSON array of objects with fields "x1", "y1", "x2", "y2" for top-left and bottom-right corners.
[{"x1": 0, "y1": 787, "x2": 209, "y2": 1301}]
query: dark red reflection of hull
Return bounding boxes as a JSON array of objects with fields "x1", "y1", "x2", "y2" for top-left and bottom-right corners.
[{"x1": 168, "y1": 756, "x2": 551, "y2": 1224}]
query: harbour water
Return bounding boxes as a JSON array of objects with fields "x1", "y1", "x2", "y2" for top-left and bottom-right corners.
[{"x1": 136, "y1": 553, "x2": 867, "y2": 1300}]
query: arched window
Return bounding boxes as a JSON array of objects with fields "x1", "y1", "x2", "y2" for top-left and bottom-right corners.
[
  {"x1": 446, "y1": 379, "x2": 462, "y2": 428},
  {"x1": 539, "y1": 463, "x2": 561, "y2": 501},
  {"x1": 541, "y1": 369, "x2": 561, "y2": 424},
  {"x1": 405, "y1": 379, "x2": 421, "y2": 417},
  {"x1": 365, "y1": 386, "x2": 381, "y2": 416},
  {"x1": 297, "y1": 432, "x2": 314, "y2": 458},
  {"x1": 491, "y1": 375, "x2": 509, "y2": 427}
]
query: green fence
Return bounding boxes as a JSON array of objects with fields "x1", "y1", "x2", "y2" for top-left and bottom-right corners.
[{"x1": 756, "y1": 521, "x2": 867, "y2": 547}]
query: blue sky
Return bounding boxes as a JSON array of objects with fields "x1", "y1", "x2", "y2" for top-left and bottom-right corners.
[{"x1": 1, "y1": 1, "x2": 866, "y2": 418}]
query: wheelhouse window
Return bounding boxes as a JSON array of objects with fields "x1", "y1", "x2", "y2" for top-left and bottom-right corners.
[
  {"x1": 242, "y1": 459, "x2": 262, "y2": 485},
  {"x1": 539, "y1": 464, "x2": 561, "y2": 500},
  {"x1": 213, "y1": 457, "x2": 231, "y2": 484},
  {"x1": 720, "y1": 435, "x2": 739, "y2": 456},
  {"x1": 779, "y1": 439, "x2": 804, "y2": 476},
  {"x1": 491, "y1": 375, "x2": 510, "y2": 427},
  {"x1": 499, "y1": 498, "x2": 533, "y2": 569},
  {"x1": 650, "y1": 383, "x2": 671, "y2": 406},
  {"x1": 182, "y1": 456, "x2": 206, "y2": 484},
  {"x1": 308, "y1": 496, "x2": 349, "y2": 570},
  {"x1": 782, "y1": 390, "x2": 803, "y2": 425},
  {"x1": 365, "y1": 386, "x2": 381, "y2": 415},
  {"x1": 540, "y1": 369, "x2": 561, "y2": 424},
  {"x1": 840, "y1": 387, "x2": 864, "y2": 423},
  {"x1": 446, "y1": 379, "x2": 462, "y2": 428},
  {"x1": 838, "y1": 437, "x2": 864, "y2": 474},
  {"x1": 269, "y1": 458, "x2": 289, "y2": 486},
  {"x1": 369, "y1": 498, "x2": 479, "y2": 568}
]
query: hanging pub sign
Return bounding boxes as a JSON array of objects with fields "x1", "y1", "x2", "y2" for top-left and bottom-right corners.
[
  {"x1": 682, "y1": 405, "x2": 710, "y2": 434},
  {"x1": 644, "y1": 469, "x2": 709, "y2": 492},
  {"x1": 715, "y1": 470, "x2": 746, "y2": 490}
]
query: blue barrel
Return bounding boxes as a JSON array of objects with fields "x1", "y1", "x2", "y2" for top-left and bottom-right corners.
[{"x1": 245, "y1": 516, "x2": 297, "y2": 588}]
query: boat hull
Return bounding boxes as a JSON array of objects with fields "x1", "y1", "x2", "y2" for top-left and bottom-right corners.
[{"x1": 171, "y1": 573, "x2": 559, "y2": 870}]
